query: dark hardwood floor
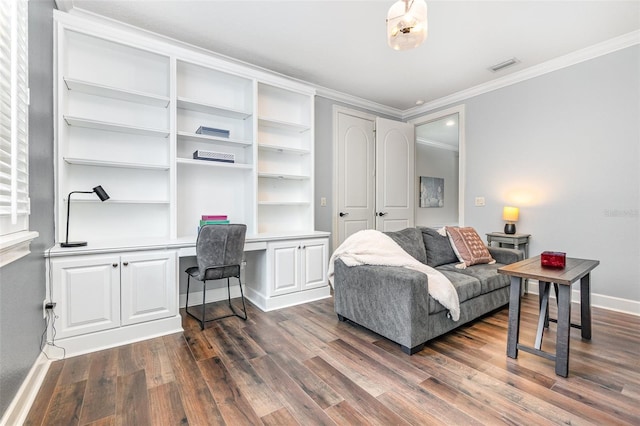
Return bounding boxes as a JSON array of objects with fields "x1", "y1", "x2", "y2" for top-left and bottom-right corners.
[{"x1": 25, "y1": 294, "x2": 640, "y2": 425}]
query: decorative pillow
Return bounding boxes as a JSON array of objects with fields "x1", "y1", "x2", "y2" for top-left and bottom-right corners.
[
  {"x1": 384, "y1": 228, "x2": 427, "y2": 264},
  {"x1": 445, "y1": 226, "x2": 495, "y2": 268},
  {"x1": 418, "y1": 226, "x2": 459, "y2": 267}
]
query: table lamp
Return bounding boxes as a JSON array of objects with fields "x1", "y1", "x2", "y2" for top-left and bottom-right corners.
[
  {"x1": 502, "y1": 206, "x2": 519, "y2": 234},
  {"x1": 61, "y1": 185, "x2": 110, "y2": 247}
]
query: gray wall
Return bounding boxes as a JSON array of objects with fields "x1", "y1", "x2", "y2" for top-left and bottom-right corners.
[
  {"x1": 0, "y1": 0, "x2": 55, "y2": 414},
  {"x1": 416, "y1": 46, "x2": 639, "y2": 302},
  {"x1": 415, "y1": 144, "x2": 459, "y2": 227}
]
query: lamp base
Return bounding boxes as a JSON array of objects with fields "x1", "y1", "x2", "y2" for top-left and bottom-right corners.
[
  {"x1": 61, "y1": 241, "x2": 88, "y2": 248},
  {"x1": 504, "y1": 223, "x2": 516, "y2": 234}
]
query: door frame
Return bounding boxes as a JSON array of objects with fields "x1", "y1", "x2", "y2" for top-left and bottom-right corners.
[
  {"x1": 408, "y1": 104, "x2": 466, "y2": 227},
  {"x1": 332, "y1": 106, "x2": 377, "y2": 250}
]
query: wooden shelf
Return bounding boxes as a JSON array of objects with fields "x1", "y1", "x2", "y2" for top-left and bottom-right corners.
[
  {"x1": 64, "y1": 77, "x2": 170, "y2": 107},
  {"x1": 177, "y1": 131, "x2": 252, "y2": 148},
  {"x1": 64, "y1": 157, "x2": 170, "y2": 171},
  {"x1": 258, "y1": 117, "x2": 310, "y2": 133},
  {"x1": 258, "y1": 172, "x2": 309, "y2": 180},
  {"x1": 176, "y1": 158, "x2": 253, "y2": 170},
  {"x1": 64, "y1": 116, "x2": 170, "y2": 138},
  {"x1": 177, "y1": 97, "x2": 252, "y2": 120},
  {"x1": 258, "y1": 143, "x2": 309, "y2": 155}
]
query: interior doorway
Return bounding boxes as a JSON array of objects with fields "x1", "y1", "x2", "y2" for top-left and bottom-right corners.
[{"x1": 410, "y1": 105, "x2": 465, "y2": 227}]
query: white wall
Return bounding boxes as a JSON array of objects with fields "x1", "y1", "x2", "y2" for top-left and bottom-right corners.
[{"x1": 454, "y1": 46, "x2": 639, "y2": 303}]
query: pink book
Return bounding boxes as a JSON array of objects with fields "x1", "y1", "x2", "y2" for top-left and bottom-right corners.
[{"x1": 201, "y1": 215, "x2": 227, "y2": 221}]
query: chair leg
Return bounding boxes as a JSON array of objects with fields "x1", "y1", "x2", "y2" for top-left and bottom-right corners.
[
  {"x1": 200, "y1": 279, "x2": 206, "y2": 330},
  {"x1": 185, "y1": 275, "x2": 191, "y2": 316},
  {"x1": 226, "y1": 275, "x2": 248, "y2": 321}
]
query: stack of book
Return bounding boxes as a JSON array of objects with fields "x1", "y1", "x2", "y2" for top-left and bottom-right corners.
[{"x1": 198, "y1": 215, "x2": 229, "y2": 232}]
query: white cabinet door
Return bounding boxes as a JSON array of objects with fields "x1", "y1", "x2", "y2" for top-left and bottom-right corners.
[
  {"x1": 120, "y1": 251, "x2": 177, "y2": 326},
  {"x1": 268, "y1": 237, "x2": 328, "y2": 297},
  {"x1": 51, "y1": 255, "x2": 120, "y2": 339},
  {"x1": 269, "y1": 241, "x2": 301, "y2": 296},
  {"x1": 300, "y1": 238, "x2": 328, "y2": 291}
]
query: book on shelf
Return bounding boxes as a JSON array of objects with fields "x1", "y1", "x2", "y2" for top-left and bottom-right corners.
[
  {"x1": 201, "y1": 215, "x2": 227, "y2": 221},
  {"x1": 199, "y1": 219, "x2": 230, "y2": 226},
  {"x1": 195, "y1": 126, "x2": 230, "y2": 138}
]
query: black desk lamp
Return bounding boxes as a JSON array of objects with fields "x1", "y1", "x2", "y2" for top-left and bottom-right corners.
[{"x1": 61, "y1": 185, "x2": 110, "y2": 247}]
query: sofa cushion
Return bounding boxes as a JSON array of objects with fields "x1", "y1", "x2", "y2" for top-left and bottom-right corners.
[
  {"x1": 384, "y1": 228, "x2": 427, "y2": 264},
  {"x1": 418, "y1": 226, "x2": 459, "y2": 267},
  {"x1": 439, "y1": 262, "x2": 510, "y2": 294},
  {"x1": 445, "y1": 226, "x2": 495, "y2": 267},
  {"x1": 428, "y1": 269, "x2": 482, "y2": 314}
]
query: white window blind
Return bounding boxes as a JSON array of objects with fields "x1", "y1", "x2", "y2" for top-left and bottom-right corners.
[{"x1": 0, "y1": 0, "x2": 37, "y2": 267}]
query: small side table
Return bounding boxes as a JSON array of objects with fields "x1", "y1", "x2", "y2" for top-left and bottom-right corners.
[
  {"x1": 498, "y1": 256, "x2": 599, "y2": 377},
  {"x1": 487, "y1": 232, "x2": 531, "y2": 292}
]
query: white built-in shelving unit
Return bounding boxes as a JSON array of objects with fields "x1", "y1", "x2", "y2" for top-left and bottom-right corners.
[
  {"x1": 57, "y1": 29, "x2": 172, "y2": 242},
  {"x1": 48, "y1": 12, "x2": 327, "y2": 355},
  {"x1": 56, "y1": 20, "x2": 316, "y2": 245}
]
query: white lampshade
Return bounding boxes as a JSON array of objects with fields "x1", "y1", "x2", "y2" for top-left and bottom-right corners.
[{"x1": 387, "y1": 0, "x2": 428, "y2": 51}]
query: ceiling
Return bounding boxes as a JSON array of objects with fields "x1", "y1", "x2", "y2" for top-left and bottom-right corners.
[{"x1": 59, "y1": 1, "x2": 640, "y2": 112}]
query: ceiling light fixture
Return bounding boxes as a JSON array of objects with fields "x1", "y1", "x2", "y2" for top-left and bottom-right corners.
[{"x1": 387, "y1": 0, "x2": 428, "y2": 51}]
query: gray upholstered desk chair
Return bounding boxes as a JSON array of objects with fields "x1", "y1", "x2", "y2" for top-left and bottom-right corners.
[{"x1": 185, "y1": 224, "x2": 248, "y2": 329}]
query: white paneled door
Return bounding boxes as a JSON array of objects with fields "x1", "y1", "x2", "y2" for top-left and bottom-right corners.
[
  {"x1": 336, "y1": 111, "x2": 376, "y2": 246},
  {"x1": 335, "y1": 110, "x2": 415, "y2": 247},
  {"x1": 375, "y1": 117, "x2": 415, "y2": 232}
]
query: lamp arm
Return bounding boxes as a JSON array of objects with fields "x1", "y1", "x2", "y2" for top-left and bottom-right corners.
[{"x1": 63, "y1": 191, "x2": 94, "y2": 245}]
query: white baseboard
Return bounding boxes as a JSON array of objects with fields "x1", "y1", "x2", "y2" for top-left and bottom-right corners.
[
  {"x1": 0, "y1": 353, "x2": 50, "y2": 426},
  {"x1": 527, "y1": 280, "x2": 640, "y2": 316},
  {"x1": 44, "y1": 315, "x2": 183, "y2": 358}
]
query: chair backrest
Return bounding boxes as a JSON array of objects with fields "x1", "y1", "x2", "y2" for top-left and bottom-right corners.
[{"x1": 195, "y1": 224, "x2": 247, "y2": 279}]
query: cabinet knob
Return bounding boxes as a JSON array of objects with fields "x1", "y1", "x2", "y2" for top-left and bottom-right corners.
[
  {"x1": 123, "y1": 262, "x2": 129, "y2": 266},
  {"x1": 112, "y1": 263, "x2": 118, "y2": 268},
  {"x1": 302, "y1": 245, "x2": 306, "y2": 249}
]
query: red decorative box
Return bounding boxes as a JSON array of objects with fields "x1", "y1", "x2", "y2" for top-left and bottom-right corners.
[{"x1": 541, "y1": 251, "x2": 566, "y2": 268}]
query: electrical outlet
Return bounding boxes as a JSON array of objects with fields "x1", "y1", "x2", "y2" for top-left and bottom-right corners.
[
  {"x1": 320, "y1": 197, "x2": 327, "y2": 207},
  {"x1": 43, "y1": 301, "x2": 56, "y2": 318},
  {"x1": 475, "y1": 197, "x2": 485, "y2": 207}
]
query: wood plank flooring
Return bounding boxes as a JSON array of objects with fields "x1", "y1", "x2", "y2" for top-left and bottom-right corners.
[{"x1": 25, "y1": 294, "x2": 640, "y2": 425}]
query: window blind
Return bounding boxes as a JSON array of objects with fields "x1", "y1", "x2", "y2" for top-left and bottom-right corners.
[{"x1": 0, "y1": 0, "x2": 30, "y2": 231}]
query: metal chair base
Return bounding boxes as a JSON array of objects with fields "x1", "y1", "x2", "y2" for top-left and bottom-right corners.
[{"x1": 185, "y1": 274, "x2": 248, "y2": 330}]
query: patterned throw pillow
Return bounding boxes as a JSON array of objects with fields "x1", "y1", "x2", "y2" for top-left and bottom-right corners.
[{"x1": 445, "y1": 226, "x2": 495, "y2": 268}]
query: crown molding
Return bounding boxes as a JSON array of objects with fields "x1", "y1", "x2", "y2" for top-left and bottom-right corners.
[
  {"x1": 403, "y1": 29, "x2": 640, "y2": 120},
  {"x1": 315, "y1": 86, "x2": 404, "y2": 118}
]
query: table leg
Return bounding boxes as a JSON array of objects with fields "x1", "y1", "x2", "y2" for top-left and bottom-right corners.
[
  {"x1": 507, "y1": 276, "x2": 522, "y2": 358},
  {"x1": 581, "y1": 273, "x2": 592, "y2": 340},
  {"x1": 535, "y1": 282, "x2": 550, "y2": 350},
  {"x1": 556, "y1": 284, "x2": 572, "y2": 377}
]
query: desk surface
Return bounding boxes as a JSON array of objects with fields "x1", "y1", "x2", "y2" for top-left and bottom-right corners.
[
  {"x1": 498, "y1": 256, "x2": 599, "y2": 285},
  {"x1": 45, "y1": 231, "x2": 331, "y2": 258}
]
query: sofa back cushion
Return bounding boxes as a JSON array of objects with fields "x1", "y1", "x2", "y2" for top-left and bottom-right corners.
[
  {"x1": 418, "y1": 226, "x2": 459, "y2": 267},
  {"x1": 383, "y1": 228, "x2": 427, "y2": 264}
]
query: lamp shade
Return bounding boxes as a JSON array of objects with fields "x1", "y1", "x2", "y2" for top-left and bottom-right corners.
[
  {"x1": 387, "y1": 0, "x2": 428, "y2": 51},
  {"x1": 502, "y1": 206, "x2": 519, "y2": 222}
]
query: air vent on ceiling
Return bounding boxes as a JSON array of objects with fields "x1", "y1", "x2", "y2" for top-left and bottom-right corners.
[{"x1": 489, "y1": 57, "x2": 520, "y2": 72}]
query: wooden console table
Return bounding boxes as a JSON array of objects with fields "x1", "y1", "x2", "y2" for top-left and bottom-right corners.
[{"x1": 498, "y1": 256, "x2": 599, "y2": 377}]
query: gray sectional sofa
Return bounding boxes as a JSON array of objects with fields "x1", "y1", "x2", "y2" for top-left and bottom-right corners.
[{"x1": 333, "y1": 227, "x2": 523, "y2": 354}]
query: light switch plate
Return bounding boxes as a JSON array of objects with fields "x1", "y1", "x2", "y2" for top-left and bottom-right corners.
[{"x1": 475, "y1": 197, "x2": 485, "y2": 206}]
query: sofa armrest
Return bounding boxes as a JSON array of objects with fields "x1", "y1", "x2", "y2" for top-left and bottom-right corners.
[
  {"x1": 488, "y1": 246, "x2": 524, "y2": 264},
  {"x1": 333, "y1": 259, "x2": 431, "y2": 351}
]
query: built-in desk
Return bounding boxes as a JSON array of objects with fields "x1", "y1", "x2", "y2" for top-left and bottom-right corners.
[{"x1": 44, "y1": 231, "x2": 330, "y2": 357}]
